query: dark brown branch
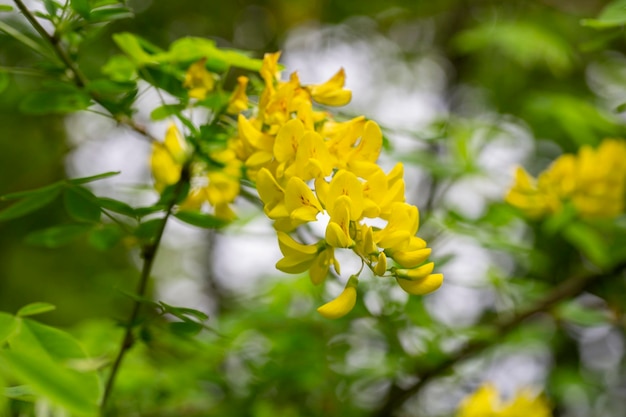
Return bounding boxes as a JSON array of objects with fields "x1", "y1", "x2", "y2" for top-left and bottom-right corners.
[{"x1": 373, "y1": 261, "x2": 626, "y2": 417}]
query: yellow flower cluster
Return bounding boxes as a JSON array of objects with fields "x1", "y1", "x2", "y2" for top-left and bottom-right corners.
[
  {"x1": 235, "y1": 52, "x2": 440, "y2": 318},
  {"x1": 506, "y1": 139, "x2": 626, "y2": 219},
  {"x1": 457, "y1": 384, "x2": 551, "y2": 417},
  {"x1": 150, "y1": 53, "x2": 442, "y2": 318}
]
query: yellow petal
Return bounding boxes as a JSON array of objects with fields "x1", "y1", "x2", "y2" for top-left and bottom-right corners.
[
  {"x1": 396, "y1": 273, "x2": 443, "y2": 296},
  {"x1": 317, "y1": 285, "x2": 357, "y2": 319},
  {"x1": 285, "y1": 176, "x2": 323, "y2": 218},
  {"x1": 373, "y1": 252, "x2": 387, "y2": 276},
  {"x1": 183, "y1": 58, "x2": 214, "y2": 100},
  {"x1": 395, "y1": 262, "x2": 435, "y2": 280},
  {"x1": 308, "y1": 68, "x2": 352, "y2": 107},
  {"x1": 327, "y1": 170, "x2": 364, "y2": 220},
  {"x1": 257, "y1": 168, "x2": 287, "y2": 219},
  {"x1": 277, "y1": 231, "x2": 318, "y2": 257},
  {"x1": 309, "y1": 248, "x2": 331, "y2": 285},
  {"x1": 390, "y1": 248, "x2": 432, "y2": 269},
  {"x1": 227, "y1": 75, "x2": 249, "y2": 115},
  {"x1": 274, "y1": 118, "x2": 305, "y2": 163}
]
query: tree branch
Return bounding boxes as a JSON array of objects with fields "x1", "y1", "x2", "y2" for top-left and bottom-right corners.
[{"x1": 373, "y1": 261, "x2": 626, "y2": 417}]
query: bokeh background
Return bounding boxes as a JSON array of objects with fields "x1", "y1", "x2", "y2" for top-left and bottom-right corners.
[{"x1": 2, "y1": 0, "x2": 626, "y2": 416}]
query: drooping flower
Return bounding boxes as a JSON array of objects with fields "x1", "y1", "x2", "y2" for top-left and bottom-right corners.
[{"x1": 317, "y1": 276, "x2": 358, "y2": 319}]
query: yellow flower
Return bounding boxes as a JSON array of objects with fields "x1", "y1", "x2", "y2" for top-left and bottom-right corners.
[
  {"x1": 373, "y1": 202, "x2": 418, "y2": 249},
  {"x1": 227, "y1": 76, "x2": 249, "y2": 115},
  {"x1": 150, "y1": 124, "x2": 187, "y2": 191},
  {"x1": 291, "y1": 131, "x2": 334, "y2": 181},
  {"x1": 260, "y1": 51, "x2": 281, "y2": 87},
  {"x1": 183, "y1": 58, "x2": 215, "y2": 100},
  {"x1": 456, "y1": 384, "x2": 500, "y2": 417},
  {"x1": 317, "y1": 275, "x2": 358, "y2": 319},
  {"x1": 275, "y1": 231, "x2": 319, "y2": 274},
  {"x1": 306, "y1": 68, "x2": 352, "y2": 106},
  {"x1": 456, "y1": 384, "x2": 552, "y2": 417},
  {"x1": 284, "y1": 176, "x2": 323, "y2": 223},
  {"x1": 325, "y1": 197, "x2": 355, "y2": 248},
  {"x1": 257, "y1": 168, "x2": 288, "y2": 219},
  {"x1": 325, "y1": 170, "x2": 365, "y2": 220},
  {"x1": 506, "y1": 139, "x2": 626, "y2": 219}
]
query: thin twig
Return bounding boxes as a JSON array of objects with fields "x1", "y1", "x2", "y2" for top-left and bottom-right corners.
[
  {"x1": 100, "y1": 172, "x2": 189, "y2": 411},
  {"x1": 372, "y1": 261, "x2": 626, "y2": 417}
]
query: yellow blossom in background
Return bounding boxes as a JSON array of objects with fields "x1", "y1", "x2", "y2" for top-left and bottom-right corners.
[
  {"x1": 150, "y1": 124, "x2": 187, "y2": 191},
  {"x1": 227, "y1": 76, "x2": 249, "y2": 115},
  {"x1": 183, "y1": 58, "x2": 215, "y2": 100},
  {"x1": 456, "y1": 384, "x2": 551, "y2": 417},
  {"x1": 506, "y1": 139, "x2": 626, "y2": 219}
]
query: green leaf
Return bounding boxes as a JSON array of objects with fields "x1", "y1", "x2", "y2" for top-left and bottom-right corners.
[
  {"x1": 43, "y1": 0, "x2": 60, "y2": 17},
  {"x1": 68, "y1": 171, "x2": 120, "y2": 184},
  {"x1": 112, "y1": 32, "x2": 158, "y2": 66},
  {"x1": 169, "y1": 321, "x2": 203, "y2": 337},
  {"x1": 70, "y1": 0, "x2": 91, "y2": 18},
  {"x1": 64, "y1": 186, "x2": 101, "y2": 223},
  {"x1": 0, "y1": 20, "x2": 54, "y2": 59},
  {"x1": 102, "y1": 55, "x2": 137, "y2": 82},
  {"x1": 159, "y1": 301, "x2": 209, "y2": 322},
  {"x1": 134, "y1": 204, "x2": 165, "y2": 217},
  {"x1": 17, "y1": 303, "x2": 56, "y2": 317},
  {"x1": 0, "y1": 5, "x2": 13, "y2": 12},
  {"x1": 1, "y1": 182, "x2": 63, "y2": 201},
  {"x1": 581, "y1": 0, "x2": 626, "y2": 29},
  {"x1": 157, "y1": 182, "x2": 190, "y2": 206},
  {"x1": 555, "y1": 300, "x2": 611, "y2": 326},
  {"x1": 19, "y1": 89, "x2": 91, "y2": 115},
  {"x1": 161, "y1": 37, "x2": 263, "y2": 72},
  {"x1": 0, "y1": 187, "x2": 61, "y2": 221},
  {"x1": 0, "y1": 312, "x2": 16, "y2": 344},
  {"x1": 150, "y1": 104, "x2": 186, "y2": 120},
  {"x1": 25, "y1": 224, "x2": 93, "y2": 248},
  {"x1": 2, "y1": 321, "x2": 100, "y2": 415},
  {"x1": 453, "y1": 20, "x2": 573, "y2": 74},
  {"x1": 88, "y1": 6, "x2": 133, "y2": 23},
  {"x1": 174, "y1": 210, "x2": 227, "y2": 229},
  {"x1": 96, "y1": 197, "x2": 136, "y2": 217},
  {"x1": 562, "y1": 222, "x2": 612, "y2": 268},
  {"x1": 135, "y1": 218, "x2": 163, "y2": 241},
  {"x1": 88, "y1": 224, "x2": 124, "y2": 250}
]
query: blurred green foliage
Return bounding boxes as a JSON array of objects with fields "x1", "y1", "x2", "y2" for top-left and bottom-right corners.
[{"x1": 2, "y1": 0, "x2": 626, "y2": 416}]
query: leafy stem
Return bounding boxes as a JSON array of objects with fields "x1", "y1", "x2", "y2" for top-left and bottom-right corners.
[
  {"x1": 373, "y1": 260, "x2": 626, "y2": 417},
  {"x1": 100, "y1": 167, "x2": 190, "y2": 412},
  {"x1": 12, "y1": 0, "x2": 157, "y2": 142}
]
